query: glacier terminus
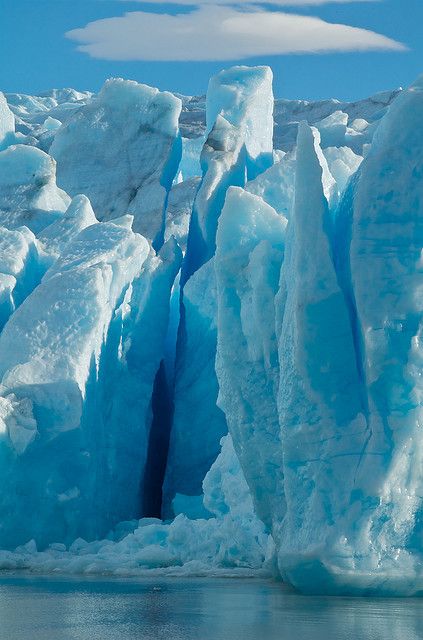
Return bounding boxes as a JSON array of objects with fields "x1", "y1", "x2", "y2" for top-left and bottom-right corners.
[{"x1": 0, "y1": 65, "x2": 422, "y2": 597}]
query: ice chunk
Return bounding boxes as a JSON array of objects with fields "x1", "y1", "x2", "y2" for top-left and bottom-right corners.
[
  {"x1": 246, "y1": 152, "x2": 296, "y2": 218},
  {"x1": 215, "y1": 187, "x2": 287, "y2": 531},
  {"x1": 38, "y1": 116, "x2": 62, "y2": 133},
  {"x1": 166, "y1": 67, "x2": 275, "y2": 514},
  {"x1": 184, "y1": 66, "x2": 274, "y2": 278},
  {"x1": 206, "y1": 66, "x2": 274, "y2": 167},
  {"x1": 50, "y1": 79, "x2": 182, "y2": 246},
  {"x1": 273, "y1": 122, "x2": 364, "y2": 590},
  {"x1": 0, "y1": 222, "x2": 149, "y2": 433},
  {"x1": 0, "y1": 145, "x2": 70, "y2": 233},
  {"x1": 38, "y1": 194, "x2": 98, "y2": 259},
  {"x1": 0, "y1": 222, "x2": 180, "y2": 549},
  {"x1": 164, "y1": 177, "x2": 200, "y2": 253},
  {"x1": 323, "y1": 146, "x2": 363, "y2": 195},
  {"x1": 333, "y1": 73, "x2": 423, "y2": 593},
  {"x1": 315, "y1": 110, "x2": 348, "y2": 148}
]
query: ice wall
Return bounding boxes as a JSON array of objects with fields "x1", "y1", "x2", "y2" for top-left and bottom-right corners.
[
  {"x1": 0, "y1": 220, "x2": 180, "y2": 548},
  {"x1": 0, "y1": 435, "x2": 272, "y2": 576},
  {"x1": 215, "y1": 75, "x2": 423, "y2": 596}
]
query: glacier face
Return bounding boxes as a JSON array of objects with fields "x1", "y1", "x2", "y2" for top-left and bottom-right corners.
[
  {"x1": 0, "y1": 66, "x2": 422, "y2": 596},
  {"x1": 214, "y1": 76, "x2": 423, "y2": 596}
]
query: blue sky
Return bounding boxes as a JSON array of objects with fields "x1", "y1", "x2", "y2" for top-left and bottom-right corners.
[{"x1": 0, "y1": 0, "x2": 421, "y2": 100}]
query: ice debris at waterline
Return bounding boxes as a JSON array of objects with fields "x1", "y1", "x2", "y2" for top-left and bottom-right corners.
[{"x1": 0, "y1": 67, "x2": 422, "y2": 596}]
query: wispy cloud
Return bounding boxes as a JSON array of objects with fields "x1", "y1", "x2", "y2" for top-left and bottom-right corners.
[{"x1": 67, "y1": 5, "x2": 405, "y2": 62}]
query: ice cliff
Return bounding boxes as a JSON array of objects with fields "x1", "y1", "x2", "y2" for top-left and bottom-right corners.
[{"x1": 0, "y1": 66, "x2": 422, "y2": 596}]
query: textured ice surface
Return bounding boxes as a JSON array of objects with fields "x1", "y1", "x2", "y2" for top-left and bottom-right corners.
[
  {"x1": 0, "y1": 145, "x2": 70, "y2": 233},
  {"x1": 214, "y1": 75, "x2": 423, "y2": 596},
  {"x1": 50, "y1": 79, "x2": 182, "y2": 246},
  {"x1": 185, "y1": 66, "x2": 274, "y2": 277},
  {"x1": 38, "y1": 194, "x2": 98, "y2": 259},
  {"x1": 0, "y1": 225, "x2": 45, "y2": 331},
  {"x1": 0, "y1": 221, "x2": 180, "y2": 548},
  {"x1": 164, "y1": 177, "x2": 201, "y2": 253},
  {"x1": 215, "y1": 187, "x2": 287, "y2": 532}
]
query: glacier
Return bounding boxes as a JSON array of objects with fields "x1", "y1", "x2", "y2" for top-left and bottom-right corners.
[{"x1": 0, "y1": 65, "x2": 422, "y2": 597}]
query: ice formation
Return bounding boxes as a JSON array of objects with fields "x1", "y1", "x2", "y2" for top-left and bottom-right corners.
[
  {"x1": 0, "y1": 66, "x2": 422, "y2": 596},
  {"x1": 50, "y1": 79, "x2": 182, "y2": 246},
  {"x1": 0, "y1": 218, "x2": 181, "y2": 548},
  {"x1": 215, "y1": 75, "x2": 423, "y2": 596},
  {"x1": 164, "y1": 66, "x2": 274, "y2": 516},
  {"x1": 0, "y1": 145, "x2": 70, "y2": 233},
  {"x1": 0, "y1": 93, "x2": 15, "y2": 151}
]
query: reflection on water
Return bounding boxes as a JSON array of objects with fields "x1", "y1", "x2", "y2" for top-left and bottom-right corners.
[{"x1": 0, "y1": 576, "x2": 422, "y2": 640}]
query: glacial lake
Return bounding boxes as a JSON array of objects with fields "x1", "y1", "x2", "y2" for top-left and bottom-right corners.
[{"x1": 0, "y1": 575, "x2": 422, "y2": 640}]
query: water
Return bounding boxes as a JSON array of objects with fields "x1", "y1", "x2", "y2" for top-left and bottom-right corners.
[{"x1": 0, "y1": 575, "x2": 423, "y2": 640}]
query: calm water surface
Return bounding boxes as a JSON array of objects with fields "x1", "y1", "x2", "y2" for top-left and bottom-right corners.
[{"x1": 0, "y1": 575, "x2": 422, "y2": 640}]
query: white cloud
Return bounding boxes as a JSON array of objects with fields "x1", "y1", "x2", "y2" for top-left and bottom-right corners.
[{"x1": 66, "y1": 6, "x2": 405, "y2": 62}]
